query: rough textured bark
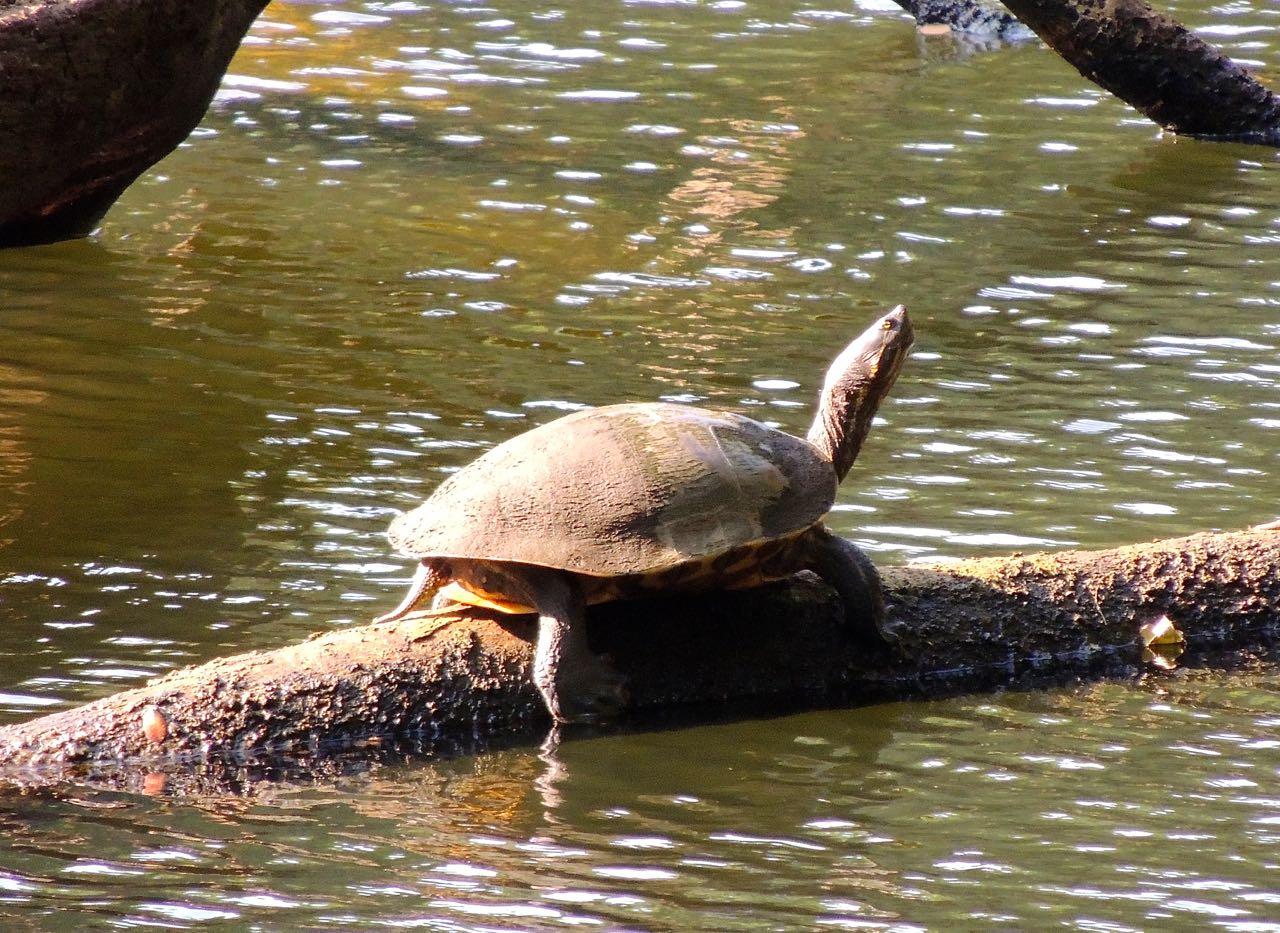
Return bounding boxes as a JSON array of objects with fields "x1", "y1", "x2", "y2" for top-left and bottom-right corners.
[
  {"x1": 996, "y1": 0, "x2": 1280, "y2": 142},
  {"x1": 889, "y1": 0, "x2": 1280, "y2": 144},
  {"x1": 0, "y1": 0, "x2": 268, "y2": 248},
  {"x1": 0, "y1": 526, "x2": 1276, "y2": 783},
  {"x1": 4, "y1": 0, "x2": 1278, "y2": 249}
]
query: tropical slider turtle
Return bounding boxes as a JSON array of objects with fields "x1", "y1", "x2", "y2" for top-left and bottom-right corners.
[{"x1": 376, "y1": 306, "x2": 914, "y2": 724}]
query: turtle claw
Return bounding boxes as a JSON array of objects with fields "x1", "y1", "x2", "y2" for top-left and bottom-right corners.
[
  {"x1": 532, "y1": 615, "x2": 630, "y2": 725},
  {"x1": 551, "y1": 657, "x2": 629, "y2": 725},
  {"x1": 805, "y1": 528, "x2": 892, "y2": 653},
  {"x1": 528, "y1": 573, "x2": 630, "y2": 725},
  {"x1": 560, "y1": 660, "x2": 629, "y2": 721}
]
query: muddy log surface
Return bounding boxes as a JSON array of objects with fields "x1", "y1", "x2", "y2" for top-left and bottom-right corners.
[
  {"x1": 0, "y1": 0, "x2": 268, "y2": 248},
  {"x1": 0, "y1": 526, "x2": 1276, "y2": 780},
  {"x1": 997, "y1": 0, "x2": 1280, "y2": 143}
]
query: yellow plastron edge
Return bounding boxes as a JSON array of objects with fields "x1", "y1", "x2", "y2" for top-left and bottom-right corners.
[{"x1": 437, "y1": 581, "x2": 536, "y2": 615}]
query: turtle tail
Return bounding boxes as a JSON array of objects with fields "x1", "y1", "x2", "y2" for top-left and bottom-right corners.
[{"x1": 373, "y1": 560, "x2": 448, "y2": 623}]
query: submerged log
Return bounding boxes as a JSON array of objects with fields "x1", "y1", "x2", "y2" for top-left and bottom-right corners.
[
  {"x1": 0, "y1": 525, "x2": 1276, "y2": 778},
  {"x1": 0, "y1": 0, "x2": 268, "y2": 248}
]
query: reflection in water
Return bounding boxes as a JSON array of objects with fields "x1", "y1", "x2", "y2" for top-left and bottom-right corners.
[
  {"x1": 0, "y1": 367, "x2": 42, "y2": 550},
  {"x1": 1, "y1": 664, "x2": 1278, "y2": 928}
]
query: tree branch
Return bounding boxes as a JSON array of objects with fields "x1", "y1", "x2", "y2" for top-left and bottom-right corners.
[
  {"x1": 1002, "y1": 0, "x2": 1280, "y2": 142},
  {"x1": 0, "y1": 0, "x2": 268, "y2": 247},
  {"x1": 893, "y1": 0, "x2": 1280, "y2": 143}
]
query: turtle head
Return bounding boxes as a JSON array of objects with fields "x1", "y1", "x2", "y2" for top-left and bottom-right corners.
[{"x1": 806, "y1": 305, "x2": 913, "y2": 483}]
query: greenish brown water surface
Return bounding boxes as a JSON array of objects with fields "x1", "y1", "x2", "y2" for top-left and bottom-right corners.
[{"x1": 1, "y1": 0, "x2": 1279, "y2": 927}]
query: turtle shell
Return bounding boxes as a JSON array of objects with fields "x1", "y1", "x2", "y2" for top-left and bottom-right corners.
[{"x1": 387, "y1": 402, "x2": 838, "y2": 577}]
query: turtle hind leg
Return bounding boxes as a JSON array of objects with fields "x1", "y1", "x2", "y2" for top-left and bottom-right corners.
[
  {"x1": 803, "y1": 526, "x2": 889, "y2": 652},
  {"x1": 373, "y1": 559, "x2": 448, "y2": 624},
  {"x1": 527, "y1": 570, "x2": 629, "y2": 725}
]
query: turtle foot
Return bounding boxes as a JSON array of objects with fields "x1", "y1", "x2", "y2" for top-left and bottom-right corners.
[
  {"x1": 548, "y1": 656, "x2": 629, "y2": 725},
  {"x1": 805, "y1": 527, "x2": 892, "y2": 653},
  {"x1": 529, "y1": 572, "x2": 629, "y2": 725}
]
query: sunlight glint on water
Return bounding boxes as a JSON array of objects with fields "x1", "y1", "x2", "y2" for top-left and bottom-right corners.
[{"x1": 0, "y1": 0, "x2": 1278, "y2": 928}]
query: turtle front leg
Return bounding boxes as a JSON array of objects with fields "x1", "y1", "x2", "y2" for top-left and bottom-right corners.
[
  {"x1": 804, "y1": 526, "x2": 889, "y2": 651},
  {"x1": 527, "y1": 570, "x2": 629, "y2": 725}
]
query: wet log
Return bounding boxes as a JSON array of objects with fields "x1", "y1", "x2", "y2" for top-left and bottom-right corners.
[
  {"x1": 0, "y1": 525, "x2": 1276, "y2": 779},
  {"x1": 999, "y1": 0, "x2": 1280, "y2": 143},
  {"x1": 4, "y1": 0, "x2": 1276, "y2": 250},
  {"x1": 0, "y1": 0, "x2": 268, "y2": 248},
  {"x1": 889, "y1": 0, "x2": 1280, "y2": 144},
  {"x1": 896, "y1": 0, "x2": 1280, "y2": 144}
]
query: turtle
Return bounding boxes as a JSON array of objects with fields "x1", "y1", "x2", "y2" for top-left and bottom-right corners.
[{"x1": 375, "y1": 305, "x2": 914, "y2": 724}]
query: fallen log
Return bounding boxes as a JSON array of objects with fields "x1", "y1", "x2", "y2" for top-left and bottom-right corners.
[
  {"x1": 4, "y1": 0, "x2": 1278, "y2": 249},
  {"x1": 0, "y1": 525, "x2": 1276, "y2": 783},
  {"x1": 0, "y1": 0, "x2": 268, "y2": 247},
  {"x1": 994, "y1": 0, "x2": 1280, "y2": 143},
  {"x1": 887, "y1": 0, "x2": 1280, "y2": 144},
  {"x1": 895, "y1": 0, "x2": 1029, "y2": 42}
]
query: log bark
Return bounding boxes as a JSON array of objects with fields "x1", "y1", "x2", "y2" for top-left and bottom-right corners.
[
  {"x1": 0, "y1": 0, "x2": 268, "y2": 248},
  {"x1": 897, "y1": 0, "x2": 1280, "y2": 143},
  {"x1": 4, "y1": 0, "x2": 1278, "y2": 249},
  {"x1": 0, "y1": 525, "x2": 1276, "y2": 784},
  {"x1": 1000, "y1": 0, "x2": 1280, "y2": 143}
]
